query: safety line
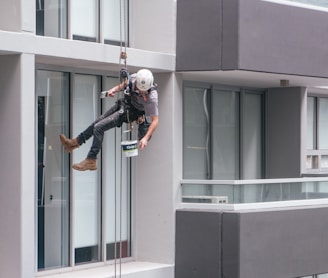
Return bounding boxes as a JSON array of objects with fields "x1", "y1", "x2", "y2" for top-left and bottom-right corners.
[{"x1": 115, "y1": 0, "x2": 127, "y2": 277}]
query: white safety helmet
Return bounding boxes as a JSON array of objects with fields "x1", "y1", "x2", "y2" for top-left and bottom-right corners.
[{"x1": 136, "y1": 69, "x2": 154, "y2": 91}]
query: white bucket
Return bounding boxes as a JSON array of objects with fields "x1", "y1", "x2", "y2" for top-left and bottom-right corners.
[{"x1": 121, "y1": 140, "x2": 138, "y2": 157}]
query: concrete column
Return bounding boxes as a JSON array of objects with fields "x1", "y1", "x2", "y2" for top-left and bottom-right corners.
[
  {"x1": 0, "y1": 54, "x2": 35, "y2": 278},
  {"x1": 135, "y1": 72, "x2": 182, "y2": 264}
]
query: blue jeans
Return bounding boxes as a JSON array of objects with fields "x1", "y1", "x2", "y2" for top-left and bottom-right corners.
[{"x1": 77, "y1": 101, "x2": 125, "y2": 159}]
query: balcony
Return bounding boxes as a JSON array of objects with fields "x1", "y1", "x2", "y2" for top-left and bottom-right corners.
[{"x1": 180, "y1": 177, "x2": 328, "y2": 210}]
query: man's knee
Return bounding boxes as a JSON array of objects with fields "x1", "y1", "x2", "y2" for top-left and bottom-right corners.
[{"x1": 93, "y1": 122, "x2": 104, "y2": 136}]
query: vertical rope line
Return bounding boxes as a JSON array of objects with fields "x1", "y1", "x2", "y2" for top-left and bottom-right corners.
[
  {"x1": 119, "y1": 0, "x2": 127, "y2": 69},
  {"x1": 114, "y1": 0, "x2": 122, "y2": 275},
  {"x1": 119, "y1": 126, "x2": 123, "y2": 278},
  {"x1": 123, "y1": 0, "x2": 128, "y2": 64},
  {"x1": 119, "y1": 0, "x2": 123, "y2": 65},
  {"x1": 117, "y1": 1, "x2": 125, "y2": 277},
  {"x1": 114, "y1": 132, "x2": 117, "y2": 278},
  {"x1": 119, "y1": 1, "x2": 128, "y2": 274},
  {"x1": 116, "y1": 1, "x2": 127, "y2": 277}
]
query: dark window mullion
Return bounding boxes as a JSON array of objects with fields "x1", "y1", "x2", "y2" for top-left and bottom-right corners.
[{"x1": 315, "y1": 97, "x2": 319, "y2": 150}]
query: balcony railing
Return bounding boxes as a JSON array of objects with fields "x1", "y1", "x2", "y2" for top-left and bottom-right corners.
[{"x1": 180, "y1": 177, "x2": 328, "y2": 209}]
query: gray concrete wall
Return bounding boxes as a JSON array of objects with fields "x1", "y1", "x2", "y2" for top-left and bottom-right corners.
[
  {"x1": 266, "y1": 87, "x2": 306, "y2": 178},
  {"x1": 176, "y1": 0, "x2": 222, "y2": 71},
  {"x1": 176, "y1": 0, "x2": 328, "y2": 78},
  {"x1": 176, "y1": 207, "x2": 328, "y2": 278},
  {"x1": 238, "y1": 0, "x2": 328, "y2": 77},
  {"x1": 175, "y1": 210, "x2": 222, "y2": 278},
  {"x1": 224, "y1": 207, "x2": 328, "y2": 278}
]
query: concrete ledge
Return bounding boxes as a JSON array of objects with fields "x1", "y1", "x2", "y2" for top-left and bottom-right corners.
[{"x1": 37, "y1": 261, "x2": 174, "y2": 278}]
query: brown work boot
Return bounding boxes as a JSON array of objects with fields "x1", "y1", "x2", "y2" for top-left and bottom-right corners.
[
  {"x1": 72, "y1": 158, "x2": 97, "y2": 171},
  {"x1": 59, "y1": 134, "x2": 80, "y2": 153}
]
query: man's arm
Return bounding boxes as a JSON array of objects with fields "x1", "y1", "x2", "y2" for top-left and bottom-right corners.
[
  {"x1": 139, "y1": 115, "x2": 159, "y2": 149},
  {"x1": 106, "y1": 81, "x2": 127, "y2": 97}
]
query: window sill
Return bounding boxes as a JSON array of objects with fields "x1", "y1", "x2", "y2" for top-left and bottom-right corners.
[{"x1": 37, "y1": 261, "x2": 174, "y2": 278}]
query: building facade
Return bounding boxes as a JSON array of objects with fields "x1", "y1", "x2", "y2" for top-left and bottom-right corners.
[{"x1": 1, "y1": 0, "x2": 328, "y2": 278}]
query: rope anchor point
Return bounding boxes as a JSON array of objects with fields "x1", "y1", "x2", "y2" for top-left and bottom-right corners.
[{"x1": 120, "y1": 51, "x2": 127, "y2": 60}]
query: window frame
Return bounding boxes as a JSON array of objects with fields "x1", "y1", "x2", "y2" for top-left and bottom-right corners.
[
  {"x1": 182, "y1": 81, "x2": 265, "y2": 181},
  {"x1": 35, "y1": 67, "x2": 134, "y2": 274},
  {"x1": 36, "y1": 0, "x2": 129, "y2": 46},
  {"x1": 305, "y1": 94, "x2": 328, "y2": 174}
]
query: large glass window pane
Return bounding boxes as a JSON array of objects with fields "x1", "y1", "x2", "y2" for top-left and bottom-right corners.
[
  {"x1": 36, "y1": 0, "x2": 67, "y2": 38},
  {"x1": 36, "y1": 70, "x2": 70, "y2": 270},
  {"x1": 183, "y1": 87, "x2": 209, "y2": 179},
  {"x1": 212, "y1": 90, "x2": 239, "y2": 179},
  {"x1": 71, "y1": 0, "x2": 98, "y2": 41},
  {"x1": 242, "y1": 92, "x2": 263, "y2": 179},
  {"x1": 307, "y1": 97, "x2": 315, "y2": 150},
  {"x1": 72, "y1": 74, "x2": 101, "y2": 264},
  {"x1": 183, "y1": 86, "x2": 264, "y2": 183},
  {"x1": 103, "y1": 77, "x2": 131, "y2": 260},
  {"x1": 103, "y1": 0, "x2": 128, "y2": 45},
  {"x1": 318, "y1": 98, "x2": 328, "y2": 149}
]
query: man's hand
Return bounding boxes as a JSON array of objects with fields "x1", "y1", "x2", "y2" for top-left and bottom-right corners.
[
  {"x1": 138, "y1": 137, "x2": 148, "y2": 150},
  {"x1": 107, "y1": 88, "x2": 116, "y2": 97},
  {"x1": 138, "y1": 116, "x2": 158, "y2": 150}
]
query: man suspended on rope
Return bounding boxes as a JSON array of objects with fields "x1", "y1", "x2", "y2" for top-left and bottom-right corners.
[{"x1": 59, "y1": 68, "x2": 159, "y2": 171}]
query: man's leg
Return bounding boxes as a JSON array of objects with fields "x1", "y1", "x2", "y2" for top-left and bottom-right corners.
[
  {"x1": 60, "y1": 100, "x2": 121, "y2": 153},
  {"x1": 72, "y1": 109, "x2": 125, "y2": 171}
]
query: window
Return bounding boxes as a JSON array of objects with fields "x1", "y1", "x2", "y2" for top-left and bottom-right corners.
[
  {"x1": 36, "y1": 70, "x2": 70, "y2": 270},
  {"x1": 183, "y1": 85, "x2": 264, "y2": 180},
  {"x1": 36, "y1": 0, "x2": 129, "y2": 45},
  {"x1": 36, "y1": 70, "x2": 131, "y2": 272},
  {"x1": 36, "y1": 0, "x2": 68, "y2": 38},
  {"x1": 103, "y1": 0, "x2": 129, "y2": 45},
  {"x1": 103, "y1": 76, "x2": 131, "y2": 260},
  {"x1": 72, "y1": 74, "x2": 101, "y2": 264},
  {"x1": 306, "y1": 96, "x2": 328, "y2": 173},
  {"x1": 71, "y1": 0, "x2": 98, "y2": 42}
]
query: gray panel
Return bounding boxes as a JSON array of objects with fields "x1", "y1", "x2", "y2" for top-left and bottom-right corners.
[
  {"x1": 266, "y1": 87, "x2": 306, "y2": 178},
  {"x1": 238, "y1": 0, "x2": 328, "y2": 77},
  {"x1": 236, "y1": 207, "x2": 328, "y2": 278},
  {"x1": 221, "y1": 0, "x2": 239, "y2": 70},
  {"x1": 222, "y1": 212, "x2": 240, "y2": 278},
  {"x1": 176, "y1": 206, "x2": 328, "y2": 278},
  {"x1": 175, "y1": 210, "x2": 222, "y2": 278},
  {"x1": 176, "y1": 0, "x2": 328, "y2": 77},
  {"x1": 176, "y1": 0, "x2": 222, "y2": 71}
]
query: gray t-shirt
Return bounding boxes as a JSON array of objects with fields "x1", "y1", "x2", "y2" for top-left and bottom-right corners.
[{"x1": 129, "y1": 73, "x2": 159, "y2": 117}]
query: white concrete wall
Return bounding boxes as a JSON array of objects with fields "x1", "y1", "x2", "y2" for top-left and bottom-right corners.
[
  {"x1": 0, "y1": 0, "x2": 34, "y2": 32},
  {"x1": 0, "y1": 55, "x2": 22, "y2": 278},
  {"x1": 134, "y1": 72, "x2": 183, "y2": 264},
  {"x1": 129, "y1": 0, "x2": 176, "y2": 54},
  {"x1": 0, "y1": 54, "x2": 35, "y2": 278},
  {"x1": 21, "y1": 0, "x2": 35, "y2": 32},
  {"x1": 0, "y1": 1, "x2": 21, "y2": 31},
  {"x1": 0, "y1": 1, "x2": 177, "y2": 277},
  {"x1": 20, "y1": 53, "x2": 36, "y2": 278}
]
